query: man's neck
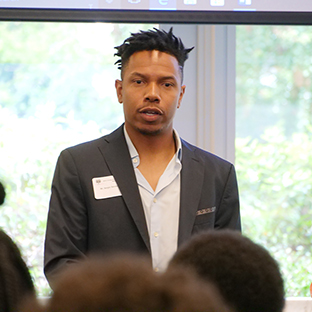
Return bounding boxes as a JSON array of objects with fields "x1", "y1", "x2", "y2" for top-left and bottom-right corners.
[
  {"x1": 125, "y1": 125, "x2": 177, "y2": 191},
  {"x1": 125, "y1": 125, "x2": 176, "y2": 157}
]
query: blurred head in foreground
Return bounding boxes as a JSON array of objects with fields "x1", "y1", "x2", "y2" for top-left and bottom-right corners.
[
  {"x1": 0, "y1": 229, "x2": 35, "y2": 312},
  {"x1": 168, "y1": 230, "x2": 285, "y2": 312},
  {"x1": 22, "y1": 253, "x2": 232, "y2": 312},
  {"x1": 0, "y1": 181, "x2": 5, "y2": 205}
]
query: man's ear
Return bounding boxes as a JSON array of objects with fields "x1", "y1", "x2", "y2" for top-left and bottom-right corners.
[
  {"x1": 177, "y1": 85, "x2": 186, "y2": 108},
  {"x1": 115, "y1": 79, "x2": 123, "y2": 103}
]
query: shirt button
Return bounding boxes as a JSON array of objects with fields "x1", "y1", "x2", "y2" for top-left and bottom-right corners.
[
  {"x1": 133, "y1": 158, "x2": 138, "y2": 164},
  {"x1": 154, "y1": 232, "x2": 159, "y2": 238},
  {"x1": 153, "y1": 198, "x2": 157, "y2": 203},
  {"x1": 154, "y1": 267, "x2": 159, "y2": 272}
]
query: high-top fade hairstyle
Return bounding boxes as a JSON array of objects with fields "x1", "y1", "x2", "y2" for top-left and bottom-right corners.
[{"x1": 114, "y1": 27, "x2": 194, "y2": 81}]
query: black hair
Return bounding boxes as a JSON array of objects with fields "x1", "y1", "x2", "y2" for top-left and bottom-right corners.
[
  {"x1": 0, "y1": 229, "x2": 35, "y2": 311},
  {"x1": 0, "y1": 182, "x2": 5, "y2": 206},
  {"x1": 114, "y1": 27, "x2": 194, "y2": 79},
  {"x1": 42, "y1": 254, "x2": 231, "y2": 312},
  {"x1": 169, "y1": 230, "x2": 285, "y2": 312}
]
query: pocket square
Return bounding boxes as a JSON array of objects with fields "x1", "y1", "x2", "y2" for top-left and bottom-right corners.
[{"x1": 196, "y1": 207, "x2": 216, "y2": 216}]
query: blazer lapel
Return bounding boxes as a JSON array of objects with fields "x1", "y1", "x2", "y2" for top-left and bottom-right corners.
[
  {"x1": 178, "y1": 140, "x2": 204, "y2": 247},
  {"x1": 97, "y1": 126, "x2": 151, "y2": 252}
]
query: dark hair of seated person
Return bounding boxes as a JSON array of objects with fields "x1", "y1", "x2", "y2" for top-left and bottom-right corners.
[
  {"x1": 0, "y1": 182, "x2": 5, "y2": 206},
  {"x1": 168, "y1": 230, "x2": 285, "y2": 312},
  {"x1": 0, "y1": 229, "x2": 36, "y2": 312},
  {"x1": 20, "y1": 253, "x2": 233, "y2": 312}
]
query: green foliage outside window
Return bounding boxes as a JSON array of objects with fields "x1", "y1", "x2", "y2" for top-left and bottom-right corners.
[
  {"x1": 0, "y1": 22, "x2": 155, "y2": 296},
  {"x1": 236, "y1": 127, "x2": 312, "y2": 297},
  {"x1": 236, "y1": 25, "x2": 312, "y2": 297}
]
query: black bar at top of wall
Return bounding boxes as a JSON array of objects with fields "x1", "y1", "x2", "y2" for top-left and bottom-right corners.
[{"x1": 0, "y1": 8, "x2": 312, "y2": 25}]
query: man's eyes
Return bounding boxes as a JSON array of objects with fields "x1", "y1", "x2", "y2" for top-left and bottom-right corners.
[{"x1": 131, "y1": 79, "x2": 174, "y2": 87}]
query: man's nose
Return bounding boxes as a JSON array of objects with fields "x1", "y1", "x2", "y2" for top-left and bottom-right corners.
[{"x1": 145, "y1": 83, "x2": 160, "y2": 103}]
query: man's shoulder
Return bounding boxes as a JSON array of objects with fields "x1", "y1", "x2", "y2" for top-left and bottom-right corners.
[
  {"x1": 181, "y1": 139, "x2": 233, "y2": 168},
  {"x1": 62, "y1": 126, "x2": 124, "y2": 155},
  {"x1": 67, "y1": 135, "x2": 105, "y2": 150}
]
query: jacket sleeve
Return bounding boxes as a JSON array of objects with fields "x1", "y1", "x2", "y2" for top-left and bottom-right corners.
[
  {"x1": 214, "y1": 164, "x2": 241, "y2": 231},
  {"x1": 44, "y1": 149, "x2": 88, "y2": 288}
]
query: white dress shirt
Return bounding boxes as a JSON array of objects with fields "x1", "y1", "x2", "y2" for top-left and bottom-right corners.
[{"x1": 124, "y1": 127, "x2": 182, "y2": 272}]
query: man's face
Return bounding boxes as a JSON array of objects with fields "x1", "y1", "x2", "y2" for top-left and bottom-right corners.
[{"x1": 115, "y1": 50, "x2": 185, "y2": 137}]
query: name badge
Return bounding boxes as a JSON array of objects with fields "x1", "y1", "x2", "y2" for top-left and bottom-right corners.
[{"x1": 92, "y1": 176, "x2": 122, "y2": 200}]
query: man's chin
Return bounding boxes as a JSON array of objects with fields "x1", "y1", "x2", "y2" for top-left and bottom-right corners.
[
  {"x1": 138, "y1": 129, "x2": 161, "y2": 136},
  {"x1": 137, "y1": 126, "x2": 162, "y2": 136}
]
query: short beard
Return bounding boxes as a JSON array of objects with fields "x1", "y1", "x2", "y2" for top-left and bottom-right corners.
[{"x1": 137, "y1": 126, "x2": 162, "y2": 136}]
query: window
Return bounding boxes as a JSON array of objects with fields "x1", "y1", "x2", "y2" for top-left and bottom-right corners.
[
  {"x1": 1, "y1": 22, "x2": 311, "y2": 298},
  {"x1": 0, "y1": 22, "x2": 156, "y2": 295},
  {"x1": 236, "y1": 25, "x2": 312, "y2": 297}
]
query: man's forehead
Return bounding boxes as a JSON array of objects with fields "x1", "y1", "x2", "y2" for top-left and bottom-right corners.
[
  {"x1": 129, "y1": 50, "x2": 178, "y2": 64},
  {"x1": 122, "y1": 50, "x2": 182, "y2": 79}
]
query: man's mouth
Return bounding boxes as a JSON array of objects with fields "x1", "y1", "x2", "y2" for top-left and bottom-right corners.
[
  {"x1": 139, "y1": 108, "x2": 163, "y2": 116},
  {"x1": 144, "y1": 111, "x2": 159, "y2": 116}
]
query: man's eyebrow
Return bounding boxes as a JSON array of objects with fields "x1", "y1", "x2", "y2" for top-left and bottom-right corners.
[
  {"x1": 160, "y1": 75, "x2": 178, "y2": 81},
  {"x1": 128, "y1": 72, "x2": 147, "y2": 78},
  {"x1": 128, "y1": 72, "x2": 179, "y2": 83}
]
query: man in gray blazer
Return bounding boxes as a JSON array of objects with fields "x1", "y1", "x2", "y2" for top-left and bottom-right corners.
[{"x1": 44, "y1": 28, "x2": 241, "y2": 287}]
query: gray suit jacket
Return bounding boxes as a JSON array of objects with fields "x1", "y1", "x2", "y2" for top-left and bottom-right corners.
[{"x1": 44, "y1": 125, "x2": 240, "y2": 285}]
